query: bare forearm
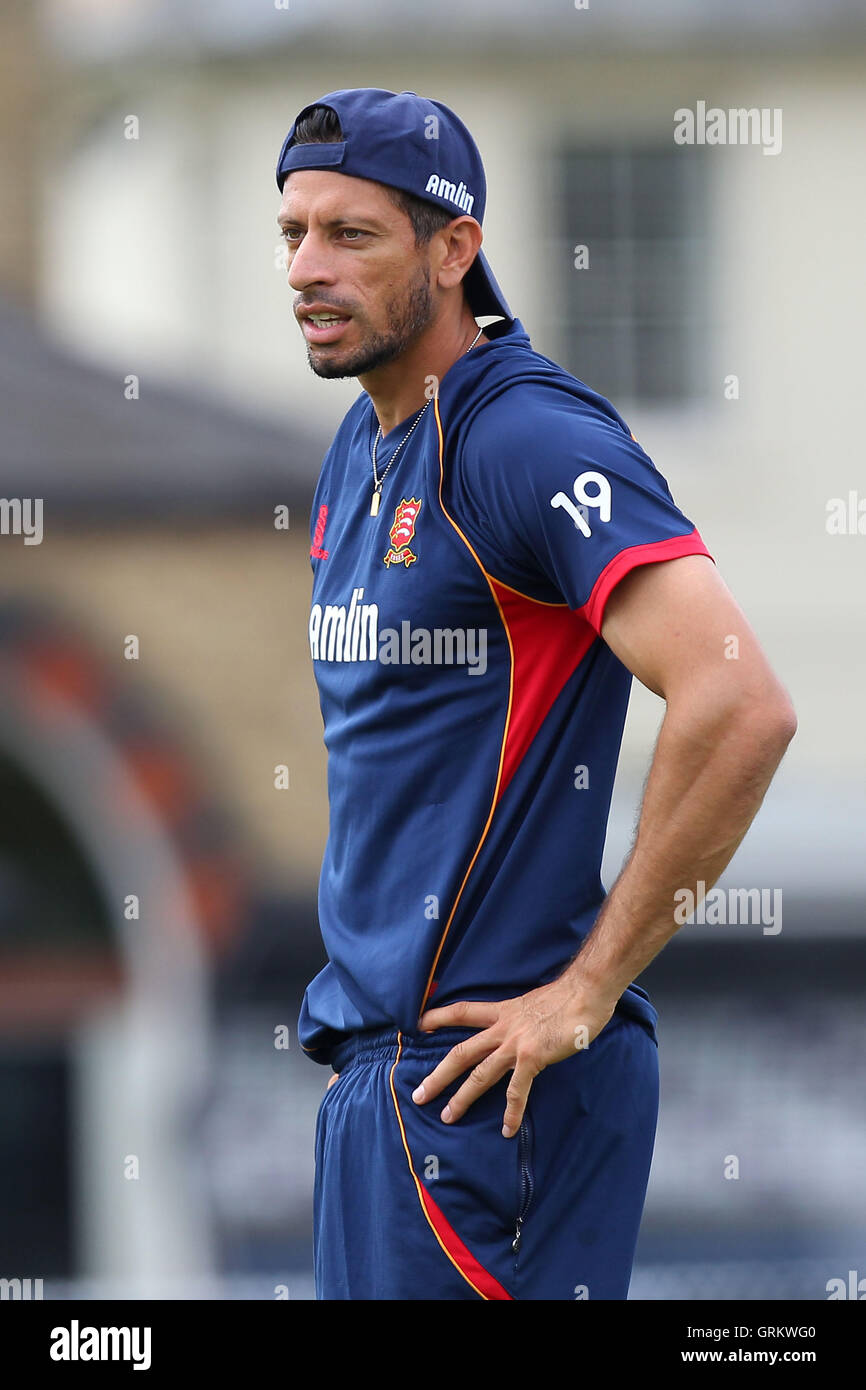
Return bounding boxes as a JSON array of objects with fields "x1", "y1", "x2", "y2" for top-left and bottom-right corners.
[
  {"x1": 414, "y1": 558, "x2": 799, "y2": 1136},
  {"x1": 559, "y1": 687, "x2": 797, "y2": 1013}
]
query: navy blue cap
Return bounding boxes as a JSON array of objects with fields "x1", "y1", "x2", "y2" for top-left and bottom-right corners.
[{"x1": 276, "y1": 88, "x2": 512, "y2": 324}]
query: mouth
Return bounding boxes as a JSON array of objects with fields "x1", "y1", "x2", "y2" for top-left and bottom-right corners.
[{"x1": 299, "y1": 310, "x2": 353, "y2": 344}]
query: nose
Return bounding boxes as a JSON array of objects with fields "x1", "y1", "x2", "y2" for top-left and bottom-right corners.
[{"x1": 287, "y1": 229, "x2": 336, "y2": 293}]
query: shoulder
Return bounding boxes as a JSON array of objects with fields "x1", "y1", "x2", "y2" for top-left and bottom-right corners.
[{"x1": 457, "y1": 373, "x2": 662, "y2": 497}]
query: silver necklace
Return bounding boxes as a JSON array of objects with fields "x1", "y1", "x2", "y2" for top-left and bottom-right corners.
[{"x1": 369, "y1": 324, "x2": 485, "y2": 517}]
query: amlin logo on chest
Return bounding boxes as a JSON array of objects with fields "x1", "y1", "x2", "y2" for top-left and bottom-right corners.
[{"x1": 309, "y1": 589, "x2": 487, "y2": 676}]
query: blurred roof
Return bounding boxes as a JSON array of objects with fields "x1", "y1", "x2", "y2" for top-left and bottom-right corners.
[
  {"x1": 0, "y1": 296, "x2": 321, "y2": 518},
  {"x1": 42, "y1": 0, "x2": 866, "y2": 62}
]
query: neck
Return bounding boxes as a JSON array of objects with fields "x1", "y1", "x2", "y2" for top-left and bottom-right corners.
[{"x1": 359, "y1": 308, "x2": 487, "y2": 436}]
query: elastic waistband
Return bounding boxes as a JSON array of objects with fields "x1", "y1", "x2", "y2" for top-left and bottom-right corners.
[
  {"x1": 328, "y1": 993, "x2": 655, "y2": 1072},
  {"x1": 330, "y1": 1024, "x2": 480, "y2": 1073}
]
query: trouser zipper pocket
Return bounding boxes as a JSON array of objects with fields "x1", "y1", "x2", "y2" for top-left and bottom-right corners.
[{"x1": 512, "y1": 1115, "x2": 535, "y2": 1256}]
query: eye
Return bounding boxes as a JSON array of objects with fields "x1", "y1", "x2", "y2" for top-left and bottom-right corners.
[
  {"x1": 280, "y1": 226, "x2": 302, "y2": 243},
  {"x1": 340, "y1": 228, "x2": 364, "y2": 240}
]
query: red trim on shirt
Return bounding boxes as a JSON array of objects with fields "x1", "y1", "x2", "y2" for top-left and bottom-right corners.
[
  {"x1": 489, "y1": 529, "x2": 712, "y2": 801},
  {"x1": 489, "y1": 577, "x2": 595, "y2": 802},
  {"x1": 582, "y1": 528, "x2": 713, "y2": 634}
]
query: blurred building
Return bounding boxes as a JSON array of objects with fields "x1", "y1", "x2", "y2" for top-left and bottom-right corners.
[
  {"x1": 0, "y1": 3, "x2": 329, "y2": 1296},
  {"x1": 32, "y1": 0, "x2": 866, "y2": 876},
  {"x1": 0, "y1": 0, "x2": 864, "y2": 1298}
]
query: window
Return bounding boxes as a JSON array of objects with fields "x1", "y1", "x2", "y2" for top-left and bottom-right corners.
[{"x1": 554, "y1": 145, "x2": 709, "y2": 406}]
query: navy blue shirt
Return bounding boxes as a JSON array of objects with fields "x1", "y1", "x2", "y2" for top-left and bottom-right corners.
[{"x1": 300, "y1": 317, "x2": 711, "y2": 1063}]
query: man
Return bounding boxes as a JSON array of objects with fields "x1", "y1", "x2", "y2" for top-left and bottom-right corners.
[{"x1": 275, "y1": 88, "x2": 796, "y2": 1300}]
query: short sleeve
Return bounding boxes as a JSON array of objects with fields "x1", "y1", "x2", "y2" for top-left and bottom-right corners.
[{"x1": 450, "y1": 381, "x2": 713, "y2": 633}]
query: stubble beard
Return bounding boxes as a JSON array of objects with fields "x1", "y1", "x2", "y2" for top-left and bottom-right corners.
[{"x1": 305, "y1": 263, "x2": 434, "y2": 380}]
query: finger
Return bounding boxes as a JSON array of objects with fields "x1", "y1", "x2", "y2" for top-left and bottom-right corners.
[
  {"x1": 411, "y1": 1033, "x2": 496, "y2": 1105},
  {"x1": 327, "y1": 1072, "x2": 340, "y2": 1090},
  {"x1": 417, "y1": 1000, "x2": 501, "y2": 1032},
  {"x1": 500, "y1": 1064, "x2": 536, "y2": 1139},
  {"x1": 435, "y1": 1048, "x2": 513, "y2": 1125}
]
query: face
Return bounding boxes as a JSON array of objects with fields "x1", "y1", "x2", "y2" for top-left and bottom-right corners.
[{"x1": 278, "y1": 168, "x2": 437, "y2": 378}]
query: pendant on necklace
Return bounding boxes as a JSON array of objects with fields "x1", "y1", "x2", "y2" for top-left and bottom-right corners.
[{"x1": 370, "y1": 488, "x2": 381, "y2": 517}]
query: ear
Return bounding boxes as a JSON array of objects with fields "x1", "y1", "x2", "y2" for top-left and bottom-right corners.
[{"x1": 434, "y1": 216, "x2": 484, "y2": 292}]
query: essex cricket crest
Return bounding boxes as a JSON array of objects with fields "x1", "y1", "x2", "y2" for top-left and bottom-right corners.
[{"x1": 384, "y1": 498, "x2": 422, "y2": 568}]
